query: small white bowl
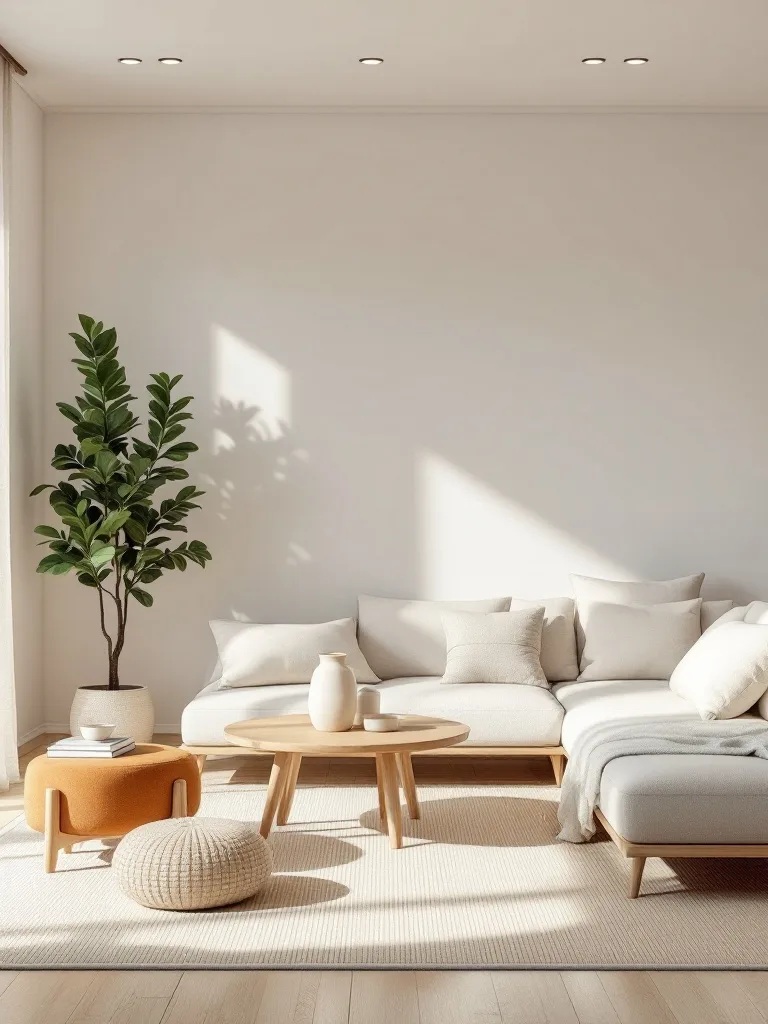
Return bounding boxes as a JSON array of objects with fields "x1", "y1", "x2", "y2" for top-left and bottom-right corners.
[
  {"x1": 363, "y1": 714, "x2": 400, "y2": 733},
  {"x1": 79, "y1": 724, "x2": 116, "y2": 741}
]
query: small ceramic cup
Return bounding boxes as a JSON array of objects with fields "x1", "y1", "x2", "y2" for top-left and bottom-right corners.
[
  {"x1": 354, "y1": 686, "x2": 381, "y2": 726},
  {"x1": 79, "y1": 724, "x2": 116, "y2": 741}
]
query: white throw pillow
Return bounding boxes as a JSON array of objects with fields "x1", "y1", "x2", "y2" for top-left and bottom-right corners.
[
  {"x1": 703, "y1": 604, "x2": 748, "y2": 633},
  {"x1": 578, "y1": 599, "x2": 702, "y2": 681},
  {"x1": 211, "y1": 618, "x2": 379, "y2": 688},
  {"x1": 508, "y1": 597, "x2": 578, "y2": 682},
  {"x1": 744, "y1": 601, "x2": 768, "y2": 624},
  {"x1": 700, "y1": 599, "x2": 735, "y2": 632},
  {"x1": 441, "y1": 608, "x2": 548, "y2": 687},
  {"x1": 357, "y1": 595, "x2": 511, "y2": 679},
  {"x1": 571, "y1": 572, "x2": 704, "y2": 658},
  {"x1": 670, "y1": 621, "x2": 768, "y2": 720}
]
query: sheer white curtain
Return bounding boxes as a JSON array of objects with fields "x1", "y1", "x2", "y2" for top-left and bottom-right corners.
[{"x1": 0, "y1": 56, "x2": 19, "y2": 792}]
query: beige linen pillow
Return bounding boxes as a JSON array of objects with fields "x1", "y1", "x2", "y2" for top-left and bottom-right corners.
[
  {"x1": 571, "y1": 572, "x2": 705, "y2": 662},
  {"x1": 357, "y1": 595, "x2": 511, "y2": 679},
  {"x1": 670, "y1": 621, "x2": 768, "y2": 720},
  {"x1": 441, "y1": 608, "x2": 548, "y2": 687},
  {"x1": 700, "y1": 599, "x2": 735, "y2": 632},
  {"x1": 509, "y1": 597, "x2": 578, "y2": 681},
  {"x1": 578, "y1": 599, "x2": 702, "y2": 681},
  {"x1": 211, "y1": 618, "x2": 379, "y2": 688}
]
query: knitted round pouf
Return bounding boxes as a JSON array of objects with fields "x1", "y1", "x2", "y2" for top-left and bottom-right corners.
[{"x1": 113, "y1": 817, "x2": 273, "y2": 910}]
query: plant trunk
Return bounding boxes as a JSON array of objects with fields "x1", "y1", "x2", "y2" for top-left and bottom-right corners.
[{"x1": 108, "y1": 649, "x2": 120, "y2": 690}]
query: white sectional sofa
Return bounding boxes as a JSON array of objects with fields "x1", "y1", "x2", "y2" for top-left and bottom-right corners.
[{"x1": 181, "y1": 588, "x2": 768, "y2": 897}]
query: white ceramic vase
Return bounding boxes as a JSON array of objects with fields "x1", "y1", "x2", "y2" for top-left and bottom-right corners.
[
  {"x1": 308, "y1": 653, "x2": 357, "y2": 732},
  {"x1": 69, "y1": 685, "x2": 155, "y2": 743}
]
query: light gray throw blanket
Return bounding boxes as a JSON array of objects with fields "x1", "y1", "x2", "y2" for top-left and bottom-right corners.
[{"x1": 557, "y1": 717, "x2": 768, "y2": 843}]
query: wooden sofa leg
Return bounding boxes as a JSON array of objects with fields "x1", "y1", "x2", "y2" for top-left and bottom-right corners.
[
  {"x1": 629, "y1": 856, "x2": 646, "y2": 898},
  {"x1": 171, "y1": 778, "x2": 188, "y2": 818},
  {"x1": 550, "y1": 754, "x2": 565, "y2": 787},
  {"x1": 195, "y1": 754, "x2": 207, "y2": 774},
  {"x1": 44, "y1": 788, "x2": 62, "y2": 874}
]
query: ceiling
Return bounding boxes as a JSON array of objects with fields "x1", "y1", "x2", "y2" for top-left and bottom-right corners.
[{"x1": 5, "y1": 0, "x2": 768, "y2": 110}]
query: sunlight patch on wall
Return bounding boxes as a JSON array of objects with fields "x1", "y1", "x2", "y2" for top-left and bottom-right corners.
[
  {"x1": 417, "y1": 451, "x2": 629, "y2": 599},
  {"x1": 211, "y1": 324, "x2": 291, "y2": 451}
]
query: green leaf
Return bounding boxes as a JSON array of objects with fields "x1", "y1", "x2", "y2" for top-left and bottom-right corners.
[
  {"x1": 69, "y1": 332, "x2": 94, "y2": 358},
  {"x1": 30, "y1": 484, "x2": 54, "y2": 496},
  {"x1": 50, "y1": 562, "x2": 73, "y2": 576},
  {"x1": 90, "y1": 544, "x2": 116, "y2": 568},
  {"x1": 78, "y1": 314, "x2": 96, "y2": 337},
  {"x1": 92, "y1": 327, "x2": 116, "y2": 355},
  {"x1": 37, "y1": 553, "x2": 65, "y2": 573},
  {"x1": 98, "y1": 509, "x2": 132, "y2": 536},
  {"x1": 80, "y1": 437, "x2": 104, "y2": 458},
  {"x1": 56, "y1": 402, "x2": 82, "y2": 424},
  {"x1": 76, "y1": 572, "x2": 98, "y2": 588},
  {"x1": 34, "y1": 525, "x2": 61, "y2": 540},
  {"x1": 130, "y1": 587, "x2": 154, "y2": 607},
  {"x1": 163, "y1": 442, "x2": 198, "y2": 461}
]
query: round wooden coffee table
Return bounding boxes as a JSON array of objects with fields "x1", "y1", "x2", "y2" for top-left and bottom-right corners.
[{"x1": 224, "y1": 714, "x2": 469, "y2": 849}]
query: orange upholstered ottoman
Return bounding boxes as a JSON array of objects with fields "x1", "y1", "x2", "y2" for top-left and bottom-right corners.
[{"x1": 24, "y1": 744, "x2": 201, "y2": 873}]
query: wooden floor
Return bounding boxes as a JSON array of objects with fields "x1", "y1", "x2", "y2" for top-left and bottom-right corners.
[{"x1": 2, "y1": 734, "x2": 766, "y2": 1024}]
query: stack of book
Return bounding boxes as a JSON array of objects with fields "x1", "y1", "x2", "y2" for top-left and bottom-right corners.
[{"x1": 47, "y1": 736, "x2": 136, "y2": 759}]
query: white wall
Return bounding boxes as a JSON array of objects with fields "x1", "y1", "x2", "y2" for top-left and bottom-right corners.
[
  {"x1": 43, "y1": 112, "x2": 768, "y2": 726},
  {"x1": 10, "y1": 84, "x2": 44, "y2": 741}
]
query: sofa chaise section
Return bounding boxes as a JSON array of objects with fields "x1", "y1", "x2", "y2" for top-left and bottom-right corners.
[{"x1": 554, "y1": 678, "x2": 768, "y2": 895}]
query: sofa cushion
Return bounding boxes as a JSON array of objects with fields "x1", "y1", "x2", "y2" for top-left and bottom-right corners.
[
  {"x1": 553, "y1": 678, "x2": 699, "y2": 755},
  {"x1": 509, "y1": 597, "x2": 578, "y2": 682},
  {"x1": 357, "y1": 595, "x2": 510, "y2": 679},
  {"x1": 209, "y1": 617, "x2": 378, "y2": 688},
  {"x1": 441, "y1": 608, "x2": 548, "y2": 687},
  {"x1": 571, "y1": 573, "x2": 705, "y2": 658},
  {"x1": 599, "y1": 753, "x2": 768, "y2": 844},
  {"x1": 577, "y1": 599, "x2": 701, "y2": 682},
  {"x1": 700, "y1": 599, "x2": 735, "y2": 632},
  {"x1": 181, "y1": 677, "x2": 564, "y2": 747},
  {"x1": 669, "y1": 621, "x2": 768, "y2": 720}
]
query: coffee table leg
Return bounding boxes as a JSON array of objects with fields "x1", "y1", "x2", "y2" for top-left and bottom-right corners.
[
  {"x1": 397, "y1": 752, "x2": 420, "y2": 820},
  {"x1": 277, "y1": 754, "x2": 302, "y2": 825},
  {"x1": 379, "y1": 753, "x2": 403, "y2": 850},
  {"x1": 375, "y1": 754, "x2": 387, "y2": 822},
  {"x1": 260, "y1": 751, "x2": 290, "y2": 838}
]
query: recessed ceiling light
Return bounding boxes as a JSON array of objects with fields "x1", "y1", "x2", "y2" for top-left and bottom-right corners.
[
  {"x1": 624, "y1": 57, "x2": 648, "y2": 65},
  {"x1": 359, "y1": 57, "x2": 383, "y2": 65},
  {"x1": 158, "y1": 57, "x2": 183, "y2": 65},
  {"x1": 582, "y1": 57, "x2": 606, "y2": 65},
  {"x1": 118, "y1": 57, "x2": 142, "y2": 65}
]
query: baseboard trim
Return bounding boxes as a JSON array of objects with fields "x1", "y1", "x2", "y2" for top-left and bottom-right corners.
[{"x1": 17, "y1": 724, "x2": 47, "y2": 747}]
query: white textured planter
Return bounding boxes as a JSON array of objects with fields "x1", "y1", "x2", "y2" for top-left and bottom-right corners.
[
  {"x1": 69, "y1": 685, "x2": 155, "y2": 743},
  {"x1": 308, "y1": 653, "x2": 357, "y2": 732}
]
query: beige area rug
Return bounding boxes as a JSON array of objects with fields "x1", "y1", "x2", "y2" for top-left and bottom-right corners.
[{"x1": 1, "y1": 765, "x2": 767, "y2": 969}]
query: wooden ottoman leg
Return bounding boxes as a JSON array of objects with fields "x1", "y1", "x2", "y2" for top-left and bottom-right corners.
[
  {"x1": 375, "y1": 755, "x2": 387, "y2": 822},
  {"x1": 629, "y1": 857, "x2": 646, "y2": 899},
  {"x1": 397, "y1": 753, "x2": 420, "y2": 820},
  {"x1": 171, "y1": 778, "x2": 188, "y2": 818},
  {"x1": 380, "y1": 753, "x2": 403, "y2": 850},
  {"x1": 277, "y1": 754, "x2": 301, "y2": 826},
  {"x1": 260, "y1": 752, "x2": 290, "y2": 838},
  {"x1": 44, "y1": 788, "x2": 61, "y2": 874}
]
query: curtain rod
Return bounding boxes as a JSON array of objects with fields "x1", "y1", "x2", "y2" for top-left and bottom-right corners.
[{"x1": 0, "y1": 43, "x2": 27, "y2": 77}]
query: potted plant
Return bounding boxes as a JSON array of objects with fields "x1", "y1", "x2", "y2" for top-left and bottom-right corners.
[{"x1": 31, "y1": 316, "x2": 212, "y2": 741}]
